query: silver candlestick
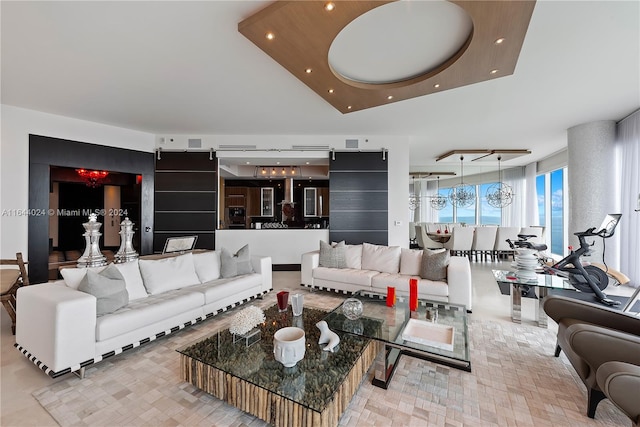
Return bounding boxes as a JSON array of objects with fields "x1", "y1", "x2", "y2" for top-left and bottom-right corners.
[
  {"x1": 77, "y1": 213, "x2": 107, "y2": 268},
  {"x1": 115, "y1": 217, "x2": 139, "y2": 263}
]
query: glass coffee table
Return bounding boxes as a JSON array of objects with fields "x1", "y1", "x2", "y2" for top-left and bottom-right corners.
[
  {"x1": 323, "y1": 290, "x2": 470, "y2": 389},
  {"x1": 492, "y1": 269, "x2": 574, "y2": 327},
  {"x1": 177, "y1": 305, "x2": 379, "y2": 427}
]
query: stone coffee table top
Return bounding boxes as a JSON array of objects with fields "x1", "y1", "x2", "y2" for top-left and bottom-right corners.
[{"x1": 177, "y1": 305, "x2": 374, "y2": 413}]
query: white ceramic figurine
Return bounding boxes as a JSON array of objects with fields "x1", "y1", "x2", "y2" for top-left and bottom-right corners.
[{"x1": 316, "y1": 320, "x2": 340, "y2": 352}]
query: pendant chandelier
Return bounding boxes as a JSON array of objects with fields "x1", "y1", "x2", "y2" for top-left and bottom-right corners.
[
  {"x1": 76, "y1": 169, "x2": 109, "y2": 188},
  {"x1": 485, "y1": 155, "x2": 514, "y2": 208},
  {"x1": 448, "y1": 156, "x2": 475, "y2": 208},
  {"x1": 430, "y1": 176, "x2": 447, "y2": 210},
  {"x1": 408, "y1": 176, "x2": 420, "y2": 211}
]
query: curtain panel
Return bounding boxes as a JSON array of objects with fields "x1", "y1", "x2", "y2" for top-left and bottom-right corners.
[{"x1": 617, "y1": 110, "x2": 640, "y2": 287}]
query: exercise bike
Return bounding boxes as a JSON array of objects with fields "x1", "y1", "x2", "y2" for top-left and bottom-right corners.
[{"x1": 508, "y1": 214, "x2": 623, "y2": 306}]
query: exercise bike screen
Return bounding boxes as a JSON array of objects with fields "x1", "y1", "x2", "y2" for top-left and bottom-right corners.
[{"x1": 597, "y1": 214, "x2": 622, "y2": 237}]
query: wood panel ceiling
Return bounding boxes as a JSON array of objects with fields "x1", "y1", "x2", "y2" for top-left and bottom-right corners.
[{"x1": 239, "y1": 0, "x2": 536, "y2": 113}]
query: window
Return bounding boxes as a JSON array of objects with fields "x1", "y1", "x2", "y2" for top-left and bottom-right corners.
[
  {"x1": 438, "y1": 188, "x2": 453, "y2": 222},
  {"x1": 479, "y1": 182, "x2": 501, "y2": 225},
  {"x1": 550, "y1": 169, "x2": 565, "y2": 255},
  {"x1": 536, "y1": 167, "x2": 567, "y2": 256},
  {"x1": 536, "y1": 174, "x2": 545, "y2": 226}
]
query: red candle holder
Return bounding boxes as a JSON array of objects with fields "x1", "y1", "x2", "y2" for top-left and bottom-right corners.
[
  {"x1": 409, "y1": 278, "x2": 418, "y2": 311},
  {"x1": 386, "y1": 286, "x2": 396, "y2": 307},
  {"x1": 276, "y1": 291, "x2": 289, "y2": 312}
]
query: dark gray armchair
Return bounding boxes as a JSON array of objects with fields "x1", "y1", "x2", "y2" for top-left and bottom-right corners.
[{"x1": 543, "y1": 295, "x2": 640, "y2": 424}]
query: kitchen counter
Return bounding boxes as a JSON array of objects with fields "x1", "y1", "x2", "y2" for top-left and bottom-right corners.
[{"x1": 215, "y1": 228, "x2": 329, "y2": 265}]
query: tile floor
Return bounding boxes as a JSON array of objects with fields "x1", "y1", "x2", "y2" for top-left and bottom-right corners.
[{"x1": 0, "y1": 260, "x2": 635, "y2": 426}]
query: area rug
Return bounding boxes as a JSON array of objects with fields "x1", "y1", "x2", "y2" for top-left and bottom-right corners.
[{"x1": 33, "y1": 292, "x2": 629, "y2": 427}]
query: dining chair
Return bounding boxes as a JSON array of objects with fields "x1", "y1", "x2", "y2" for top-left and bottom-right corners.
[
  {"x1": 443, "y1": 226, "x2": 474, "y2": 258},
  {"x1": 471, "y1": 226, "x2": 498, "y2": 261},
  {"x1": 494, "y1": 227, "x2": 521, "y2": 260},
  {"x1": 1, "y1": 252, "x2": 29, "y2": 334}
]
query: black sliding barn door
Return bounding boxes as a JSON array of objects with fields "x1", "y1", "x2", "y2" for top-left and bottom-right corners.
[
  {"x1": 329, "y1": 152, "x2": 388, "y2": 245},
  {"x1": 154, "y1": 152, "x2": 217, "y2": 252}
]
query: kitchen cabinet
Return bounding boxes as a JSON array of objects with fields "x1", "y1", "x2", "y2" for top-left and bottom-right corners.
[{"x1": 261, "y1": 187, "x2": 274, "y2": 217}]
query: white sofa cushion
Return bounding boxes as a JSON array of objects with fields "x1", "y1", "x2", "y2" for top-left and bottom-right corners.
[
  {"x1": 192, "y1": 251, "x2": 221, "y2": 283},
  {"x1": 187, "y1": 273, "x2": 262, "y2": 305},
  {"x1": 345, "y1": 244, "x2": 363, "y2": 269},
  {"x1": 399, "y1": 248, "x2": 422, "y2": 276},
  {"x1": 371, "y1": 273, "x2": 449, "y2": 298},
  {"x1": 361, "y1": 243, "x2": 401, "y2": 274},
  {"x1": 113, "y1": 260, "x2": 148, "y2": 301},
  {"x1": 95, "y1": 289, "x2": 204, "y2": 341},
  {"x1": 313, "y1": 267, "x2": 378, "y2": 287},
  {"x1": 138, "y1": 253, "x2": 200, "y2": 295}
]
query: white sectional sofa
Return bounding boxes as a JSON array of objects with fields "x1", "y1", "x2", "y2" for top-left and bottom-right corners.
[
  {"x1": 15, "y1": 250, "x2": 272, "y2": 378},
  {"x1": 301, "y1": 243, "x2": 472, "y2": 310}
]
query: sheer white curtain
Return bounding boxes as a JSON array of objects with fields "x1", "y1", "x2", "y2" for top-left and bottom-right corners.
[
  {"x1": 524, "y1": 162, "x2": 539, "y2": 226},
  {"x1": 414, "y1": 179, "x2": 438, "y2": 223},
  {"x1": 617, "y1": 110, "x2": 640, "y2": 287},
  {"x1": 501, "y1": 166, "x2": 525, "y2": 227}
]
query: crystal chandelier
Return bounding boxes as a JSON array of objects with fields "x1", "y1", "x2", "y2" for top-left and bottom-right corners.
[
  {"x1": 430, "y1": 176, "x2": 447, "y2": 210},
  {"x1": 448, "y1": 156, "x2": 475, "y2": 208},
  {"x1": 408, "y1": 176, "x2": 420, "y2": 211},
  {"x1": 486, "y1": 155, "x2": 514, "y2": 208}
]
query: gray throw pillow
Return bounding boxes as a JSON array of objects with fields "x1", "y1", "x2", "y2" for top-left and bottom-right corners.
[
  {"x1": 78, "y1": 263, "x2": 129, "y2": 316},
  {"x1": 220, "y1": 244, "x2": 254, "y2": 278},
  {"x1": 420, "y1": 249, "x2": 450, "y2": 281},
  {"x1": 319, "y1": 240, "x2": 346, "y2": 268}
]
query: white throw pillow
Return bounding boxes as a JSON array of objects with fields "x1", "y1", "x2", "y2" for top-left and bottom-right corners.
[
  {"x1": 113, "y1": 260, "x2": 148, "y2": 300},
  {"x1": 138, "y1": 253, "x2": 200, "y2": 295},
  {"x1": 399, "y1": 248, "x2": 423, "y2": 276},
  {"x1": 192, "y1": 251, "x2": 221, "y2": 283},
  {"x1": 344, "y1": 244, "x2": 363, "y2": 269},
  {"x1": 361, "y1": 243, "x2": 401, "y2": 274},
  {"x1": 60, "y1": 265, "x2": 106, "y2": 290}
]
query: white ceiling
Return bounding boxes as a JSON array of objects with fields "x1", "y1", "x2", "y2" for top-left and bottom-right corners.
[{"x1": 2, "y1": 1, "x2": 639, "y2": 176}]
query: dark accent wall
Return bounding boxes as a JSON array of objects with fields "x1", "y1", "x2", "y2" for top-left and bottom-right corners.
[
  {"x1": 28, "y1": 135, "x2": 155, "y2": 284},
  {"x1": 329, "y1": 152, "x2": 388, "y2": 245},
  {"x1": 154, "y1": 152, "x2": 217, "y2": 252}
]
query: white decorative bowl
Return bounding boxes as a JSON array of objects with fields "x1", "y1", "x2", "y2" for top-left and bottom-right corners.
[{"x1": 273, "y1": 327, "x2": 306, "y2": 367}]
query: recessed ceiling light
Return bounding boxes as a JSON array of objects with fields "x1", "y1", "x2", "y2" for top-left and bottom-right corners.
[
  {"x1": 434, "y1": 84, "x2": 440, "y2": 88},
  {"x1": 265, "y1": 32, "x2": 275, "y2": 40},
  {"x1": 305, "y1": 161, "x2": 310, "y2": 165},
  {"x1": 490, "y1": 69, "x2": 499, "y2": 74},
  {"x1": 387, "y1": 95, "x2": 393, "y2": 100},
  {"x1": 347, "y1": 105, "x2": 352, "y2": 110},
  {"x1": 324, "y1": 2, "x2": 335, "y2": 12},
  {"x1": 246, "y1": 162, "x2": 250, "y2": 165},
  {"x1": 305, "y1": 68, "x2": 312, "y2": 74},
  {"x1": 495, "y1": 38, "x2": 505, "y2": 44},
  {"x1": 328, "y1": 89, "x2": 334, "y2": 94},
  {"x1": 276, "y1": 161, "x2": 280, "y2": 165}
]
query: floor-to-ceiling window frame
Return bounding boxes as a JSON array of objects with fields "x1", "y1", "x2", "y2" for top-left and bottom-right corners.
[{"x1": 536, "y1": 167, "x2": 568, "y2": 257}]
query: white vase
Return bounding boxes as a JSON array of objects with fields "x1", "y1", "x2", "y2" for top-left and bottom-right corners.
[{"x1": 273, "y1": 327, "x2": 305, "y2": 367}]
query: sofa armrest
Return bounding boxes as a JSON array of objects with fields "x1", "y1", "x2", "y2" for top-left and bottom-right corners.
[
  {"x1": 568, "y1": 323, "x2": 640, "y2": 373},
  {"x1": 596, "y1": 361, "x2": 640, "y2": 422},
  {"x1": 251, "y1": 255, "x2": 272, "y2": 292},
  {"x1": 301, "y1": 250, "x2": 320, "y2": 286},
  {"x1": 16, "y1": 283, "x2": 96, "y2": 373},
  {"x1": 446, "y1": 256, "x2": 472, "y2": 311},
  {"x1": 543, "y1": 294, "x2": 640, "y2": 336}
]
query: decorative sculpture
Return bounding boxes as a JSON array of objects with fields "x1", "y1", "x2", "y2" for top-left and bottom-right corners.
[
  {"x1": 316, "y1": 320, "x2": 340, "y2": 352},
  {"x1": 114, "y1": 217, "x2": 139, "y2": 263},
  {"x1": 77, "y1": 213, "x2": 107, "y2": 268}
]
